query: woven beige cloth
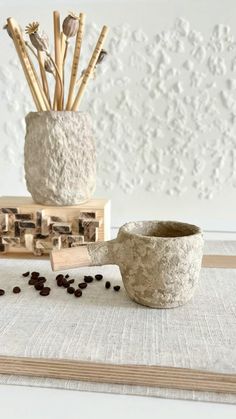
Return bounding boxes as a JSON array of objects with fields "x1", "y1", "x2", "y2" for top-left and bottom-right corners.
[{"x1": 0, "y1": 241, "x2": 235, "y2": 404}]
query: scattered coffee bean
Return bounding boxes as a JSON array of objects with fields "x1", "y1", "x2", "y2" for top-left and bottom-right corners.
[
  {"x1": 105, "y1": 281, "x2": 111, "y2": 289},
  {"x1": 35, "y1": 282, "x2": 44, "y2": 291},
  {"x1": 56, "y1": 274, "x2": 64, "y2": 281},
  {"x1": 113, "y1": 285, "x2": 120, "y2": 292},
  {"x1": 22, "y1": 271, "x2": 30, "y2": 277},
  {"x1": 37, "y1": 277, "x2": 46, "y2": 283},
  {"x1": 95, "y1": 274, "x2": 103, "y2": 281},
  {"x1": 40, "y1": 287, "x2": 51, "y2": 296},
  {"x1": 84, "y1": 275, "x2": 93, "y2": 283},
  {"x1": 74, "y1": 289, "x2": 82, "y2": 298},
  {"x1": 0, "y1": 289, "x2": 5, "y2": 296},
  {"x1": 62, "y1": 278, "x2": 69, "y2": 288},
  {"x1": 31, "y1": 272, "x2": 40, "y2": 278},
  {"x1": 67, "y1": 286, "x2": 75, "y2": 294},
  {"x1": 57, "y1": 277, "x2": 63, "y2": 287},
  {"x1": 68, "y1": 279, "x2": 75, "y2": 284},
  {"x1": 65, "y1": 274, "x2": 70, "y2": 279},
  {"x1": 28, "y1": 278, "x2": 37, "y2": 286},
  {"x1": 13, "y1": 286, "x2": 21, "y2": 294},
  {"x1": 79, "y1": 282, "x2": 87, "y2": 289}
]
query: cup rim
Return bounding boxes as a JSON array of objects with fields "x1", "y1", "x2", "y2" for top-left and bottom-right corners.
[
  {"x1": 119, "y1": 220, "x2": 202, "y2": 240},
  {"x1": 26, "y1": 110, "x2": 88, "y2": 117}
]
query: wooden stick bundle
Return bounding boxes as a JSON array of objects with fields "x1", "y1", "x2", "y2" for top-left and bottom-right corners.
[
  {"x1": 6, "y1": 13, "x2": 109, "y2": 112},
  {"x1": 7, "y1": 18, "x2": 50, "y2": 111}
]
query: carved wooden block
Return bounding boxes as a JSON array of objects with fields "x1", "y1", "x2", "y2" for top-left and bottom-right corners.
[{"x1": 0, "y1": 197, "x2": 110, "y2": 258}]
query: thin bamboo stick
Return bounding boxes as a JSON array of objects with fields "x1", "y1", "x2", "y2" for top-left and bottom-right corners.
[
  {"x1": 53, "y1": 11, "x2": 63, "y2": 110},
  {"x1": 7, "y1": 17, "x2": 47, "y2": 111},
  {"x1": 71, "y1": 25, "x2": 109, "y2": 111},
  {"x1": 61, "y1": 32, "x2": 67, "y2": 109},
  {"x1": 37, "y1": 51, "x2": 51, "y2": 109},
  {"x1": 66, "y1": 13, "x2": 85, "y2": 110}
]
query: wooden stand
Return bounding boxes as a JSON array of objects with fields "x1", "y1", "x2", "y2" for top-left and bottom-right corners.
[{"x1": 0, "y1": 197, "x2": 110, "y2": 258}]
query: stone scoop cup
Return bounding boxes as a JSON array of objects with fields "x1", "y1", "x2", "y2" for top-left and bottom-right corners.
[{"x1": 50, "y1": 220, "x2": 204, "y2": 308}]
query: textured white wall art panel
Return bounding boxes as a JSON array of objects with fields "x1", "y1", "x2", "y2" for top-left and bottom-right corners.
[{"x1": 1, "y1": 0, "x2": 236, "y2": 230}]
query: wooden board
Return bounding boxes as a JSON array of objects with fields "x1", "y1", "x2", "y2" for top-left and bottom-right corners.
[
  {"x1": 202, "y1": 255, "x2": 236, "y2": 269},
  {"x1": 0, "y1": 356, "x2": 235, "y2": 394},
  {"x1": 0, "y1": 196, "x2": 110, "y2": 258}
]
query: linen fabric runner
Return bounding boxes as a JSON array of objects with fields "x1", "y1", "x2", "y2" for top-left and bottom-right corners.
[{"x1": 0, "y1": 240, "x2": 235, "y2": 404}]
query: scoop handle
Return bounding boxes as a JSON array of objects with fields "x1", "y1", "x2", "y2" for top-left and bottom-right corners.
[
  {"x1": 50, "y1": 246, "x2": 91, "y2": 271},
  {"x1": 50, "y1": 239, "x2": 118, "y2": 271}
]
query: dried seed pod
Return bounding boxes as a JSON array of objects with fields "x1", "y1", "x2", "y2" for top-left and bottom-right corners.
[
  {"x1": 44, "y1": 56, "x2": 54, "y2": 74},
  {"x1": 96, "y1": 49, "x2": 107, "y2": 65},
  {"x1": 62, "y1": 12, "x2": 79, "y2": 38},
  {"x1": 25, "y1": 22, "x2": 49, "y2": 52}
]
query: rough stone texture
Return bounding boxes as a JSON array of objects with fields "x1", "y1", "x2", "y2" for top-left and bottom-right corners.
[
  {"x1": 24, "y1": 111, "x2": 96, "y2": 206},
  {"x1": 88, "y1": 221, "x2": 204, "y2": 308}
]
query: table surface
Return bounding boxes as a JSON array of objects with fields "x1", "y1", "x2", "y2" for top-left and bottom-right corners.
[
  {"x1": 1, "y1": 234, "x2": 236, "y2": 418},
  {"x1": 0, "y1": 384, "x2": 235, "y2": 419}
]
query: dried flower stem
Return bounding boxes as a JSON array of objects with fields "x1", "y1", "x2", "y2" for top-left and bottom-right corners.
[
  {"x1": 53, "y1": 11, "x2": 63, "y2": 110},
  {"x1": 25, "y1": 41, "x2": 38, "y2": 60},
  {"x1": 61, "y1": 39, "x2": 69, "y2": 109},
  {"x1": 66, "y1": 13, "x2": 85, "y2": 110},
  {"x1": 46, "y1": 53, "x2": 63, "y2": 102},
  {"x1": 63, "y1": 39, "x2": 69, "y2": 64},
  {"x1": 71, "y1": 25, "x2": 109, "y2": 111},
  {"x1": 37, "y1": 51, "x2": 51, "y2": 108}
]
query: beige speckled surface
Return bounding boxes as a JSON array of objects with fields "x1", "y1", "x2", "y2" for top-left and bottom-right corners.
[
  {"x1": 88, "y1": 221, "x2": 204, "y2": 308},
  {"x1": 24, "y1": 111, "x2": 96, "y2": 206}
]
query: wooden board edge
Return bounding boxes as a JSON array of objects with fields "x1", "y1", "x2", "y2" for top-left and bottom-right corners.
[{"x1": 0, "y1": 356, "x2": 235, "y2": 395}]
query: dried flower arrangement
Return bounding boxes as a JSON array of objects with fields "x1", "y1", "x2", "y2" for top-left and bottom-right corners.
[{"x1": 4, "y1": 12, "x2": 109, "y2": 111}]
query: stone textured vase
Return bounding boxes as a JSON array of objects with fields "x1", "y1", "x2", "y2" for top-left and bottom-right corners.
[
  {"x1": 24, "y1": 111, "x2": 96, "y2": 206},
  {"x1": 51, "y1": 220, "x2": 204, "y2": 309}
]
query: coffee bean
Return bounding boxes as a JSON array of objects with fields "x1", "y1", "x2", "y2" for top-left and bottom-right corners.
[
  {"x1": 62, "y1": 278, "x2": 69, "y2": 288},
  {"x1": 68, "y1": 279, "x2": 75, "y2": 284},
  {"x1": 95, "y1": 274, "x2": 103, "y2": 281},
  {"x1": 40, "y1": 287, "x2": 50, "y2": 296},
  {"x1": 22, "y1": 271, "x2": 30, "y2": 277},
  {"x1": 0, "y1": 289, "x2": 5, "y2": 296},
  {"x1": 31, "y1": 272, "x2": 40, "y2": 278},
  {"x1": 65, "y1": 274, "x2": 70, "y2": 279},
  {"x1": 57, "y1": 277, "x2": 63, "y2": 287},
  {"x1": 105, "y1": 281, "x2": 111, "y2": 289},
  {"x1": 35, "y1": 283, "x2": 44, "y2": 291},
  {"x1": 56, "y1": 274, "x2": 64, "y2": 281},
  {"x1": 67, "y1": 286, "x2": 75, "y2": 294},
  {"x1": 84, "y1": 275, "x2": 93, "y2": 283},
  {"x1": 37, "y1": 277, "x2": 46, "y2": 283},
  {"x1": 13, "y1": 286, "x2": 21, "y2": 294},
  {"x1": 113, "y1": 286, "x2": 120, "y2": 292},
  {"x1": 28, "y1": 278, "x2": 37, "y2": 285},
  {"x1": 79, "y1": 282, "x2": 87, "y2": 289},
  {"x1": 74, "y1": 289, "x2": 82, "y2": 298}
]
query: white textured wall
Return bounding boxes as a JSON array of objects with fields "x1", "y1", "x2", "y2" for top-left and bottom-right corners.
[{"x1": 1, "y1": 0, "x2": 236, "y2": 230}]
